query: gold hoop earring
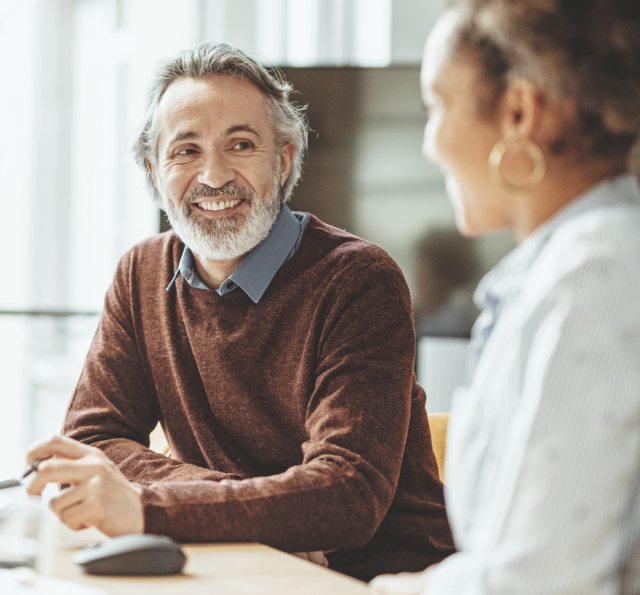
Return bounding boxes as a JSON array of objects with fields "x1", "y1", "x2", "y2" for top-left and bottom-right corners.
[{"x1": 488, "y1": 134, "x2": 546, "y2": 192}]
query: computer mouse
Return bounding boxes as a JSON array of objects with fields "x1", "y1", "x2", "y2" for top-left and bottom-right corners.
[{"x1": 72, "y1": 534, "x2": 186, "y2": 576}]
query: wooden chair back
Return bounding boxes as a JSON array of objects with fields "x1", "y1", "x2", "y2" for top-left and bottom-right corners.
[{"x1": 427, "y1": 413, "x2": 449, "y2": 483}]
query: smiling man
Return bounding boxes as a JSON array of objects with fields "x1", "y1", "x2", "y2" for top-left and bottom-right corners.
[{"x1": 26, "y1": 42, "x2": 454, "y2": 581}]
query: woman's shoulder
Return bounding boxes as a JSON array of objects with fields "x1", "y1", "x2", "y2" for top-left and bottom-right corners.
[
  {"x1": 528, "y1": 197, "x2": 640, "y2": 317},
  {"x1": 540, "y1": 178, "x2": 640, "y2": 270},
  {"x1": 497, "y1": 178, "x2": 640, "y2": 331}
]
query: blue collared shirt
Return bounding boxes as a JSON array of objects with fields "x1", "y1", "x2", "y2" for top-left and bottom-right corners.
[{"x1": 166, "y1": 203, "x2": 308, "y2": 303}]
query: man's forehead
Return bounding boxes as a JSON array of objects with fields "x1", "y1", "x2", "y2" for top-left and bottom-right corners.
[{"x1": 157, "y1": 74, "x2": 269, "y2": 133}]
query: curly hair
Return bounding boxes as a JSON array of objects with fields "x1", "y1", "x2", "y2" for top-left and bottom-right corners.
[
  {"x1": 132, "y1": 42, "x2": 309, "y2": 208},
  {"x1": 451, "y1": 0, "x2": 640, "y2": 161}
]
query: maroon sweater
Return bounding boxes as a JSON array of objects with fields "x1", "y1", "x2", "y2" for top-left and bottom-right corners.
[{"x1": 63, "y1": 215, "x2": 454, "y2": 581}]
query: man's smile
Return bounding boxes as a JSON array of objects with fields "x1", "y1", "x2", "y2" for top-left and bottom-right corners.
[{"x1": 193, "y1": 199, "x2": 246, "y2": 216}]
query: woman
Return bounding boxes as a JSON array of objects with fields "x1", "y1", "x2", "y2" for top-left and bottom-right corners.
[{"x1": 371, "y1": 1, "x2": 640, "y2": 594}]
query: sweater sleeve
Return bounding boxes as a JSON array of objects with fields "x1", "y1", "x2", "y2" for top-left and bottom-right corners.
[
  {"x1": 138, "y1": 257, "x2": 419, "y2": 553},
  {"x1": 62, "y1": 252, "x2": 239, "y2": 484}
]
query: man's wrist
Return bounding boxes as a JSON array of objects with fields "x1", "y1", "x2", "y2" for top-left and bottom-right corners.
[{"x1": 131, "y1": 483, "x2": 146, "y2": 534}]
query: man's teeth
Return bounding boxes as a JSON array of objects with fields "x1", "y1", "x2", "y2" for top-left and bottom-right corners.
[{"x1": 197, "y1": 199, "x2": 242, "y2": 211}]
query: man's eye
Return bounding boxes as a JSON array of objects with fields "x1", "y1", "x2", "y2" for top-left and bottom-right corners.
[
  {"x1": 177, "y1": 148, "x2": 197, "y2": 156},
  {"x1": 233, "y1": 141, "x2": 252, "y2": 150}
]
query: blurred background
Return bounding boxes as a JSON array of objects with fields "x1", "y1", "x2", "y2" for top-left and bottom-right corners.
[{"x1": 0, "y1": 0, "x2": 514, "y2": 478}]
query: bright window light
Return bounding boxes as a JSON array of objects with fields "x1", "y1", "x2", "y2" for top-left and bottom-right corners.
[
  {"x1": 256, "y1": 0, "x2": 287, "y2": 65},
  {"x1": 353, "y1": 0, "x2": 392, "y2": 67},
  {"x1": 286, "y1": 0, "x2": 319, "y2": 66}
]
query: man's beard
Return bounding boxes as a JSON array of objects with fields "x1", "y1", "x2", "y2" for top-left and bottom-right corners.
[{"x1": 163, "y1": 169, "x2": 282, "y2": 261}]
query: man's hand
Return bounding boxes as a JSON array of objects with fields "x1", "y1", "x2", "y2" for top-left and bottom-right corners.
[
  {"x1": 291, "y1": 551, "x2": 329, "y2": 567},
  {"x1": 368, "y1": 565, "x2": 437, "y2": 595},
  {"x1": 25, "y1": 435, "x2": 144, "y2": 537}
]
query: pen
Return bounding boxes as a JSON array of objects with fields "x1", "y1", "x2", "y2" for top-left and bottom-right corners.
[{"x1": 21, "y1": 458, "x2": 43, "y2": 480}]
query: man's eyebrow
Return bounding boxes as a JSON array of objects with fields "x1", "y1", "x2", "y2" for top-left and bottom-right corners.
[
  {"x1": 227, "y1": 125, "x2": 262, "y2": 140},
  {"x1": 167, "y1": 131, "x2": 200, "y2": 146},
  {"x1": 165, "y1": 125, "x2": 262, "y2": 148}
]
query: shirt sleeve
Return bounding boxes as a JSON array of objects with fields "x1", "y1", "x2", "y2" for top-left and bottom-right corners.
[{"x1": 424, "y1": 244, "x2": 640, "y2": 595}]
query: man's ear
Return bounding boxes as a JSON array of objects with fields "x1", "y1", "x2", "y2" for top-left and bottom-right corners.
[
  {"x1": 279, "y1": 143, "x2": 295, "y2": 187},
  {"x1": 146, "y1": 157, "x2": 159, "y2": 189}
]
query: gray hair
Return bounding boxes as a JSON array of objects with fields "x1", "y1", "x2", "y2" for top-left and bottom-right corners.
[{"x1": 132, "y1": 42, "x2": 309, "y2": 207}]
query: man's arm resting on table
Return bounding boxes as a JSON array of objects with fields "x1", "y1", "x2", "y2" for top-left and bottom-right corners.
[{"x1": 26, "y1": 435, "x2": 328, "y2": 566}]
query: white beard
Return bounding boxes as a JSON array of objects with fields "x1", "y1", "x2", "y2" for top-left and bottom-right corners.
[{"x1": 163, "y1": 170, "x2": 282, "y2": 261}]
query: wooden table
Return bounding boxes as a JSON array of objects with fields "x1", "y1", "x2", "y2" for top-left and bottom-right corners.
[
  {"x1": 2, "y1": 484, "x2": 369, "y2": 594},
  {"x1": 48, "y1": 542, "x2": 370, "y2": 595}
]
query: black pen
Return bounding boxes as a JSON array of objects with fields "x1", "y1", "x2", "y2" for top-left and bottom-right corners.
[{"x1": 21, "y1": 458, "x2": 43, "y2": 480}]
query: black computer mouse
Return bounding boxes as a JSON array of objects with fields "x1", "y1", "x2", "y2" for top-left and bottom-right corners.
[{"x1": 72, "y1": 534, "x2": 187, "y2": 576}]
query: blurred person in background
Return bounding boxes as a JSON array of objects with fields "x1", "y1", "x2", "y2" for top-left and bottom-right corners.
[
  {"x1": 413, "y1": 228, "x2": 479, "y2": 339},
  {"x1": 371, "y1": 0, "x2": 640, "y2": 593},
  {"x1": 25, "y1": 42, "x2": 455, "y2": 580}
]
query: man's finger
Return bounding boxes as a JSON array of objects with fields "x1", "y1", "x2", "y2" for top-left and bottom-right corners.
[
  {"x1": 58, "y1": 499, "x2": 95, "y2": 532},
  {"x1": 49, "y1": 484, "x2": 88, "y2": 517},
  {"x1": 25, "y1": 458, "x2": 101, "y2": 495},
  {"x1": 27, "y1": 435, "x2": 93, "y2": 466},
  {"x1": 306, "y1": 551, "x2": 329, "y2": 567},
  {"x1": 291, "y1": 551, "x2": 328, "y2": 567}
]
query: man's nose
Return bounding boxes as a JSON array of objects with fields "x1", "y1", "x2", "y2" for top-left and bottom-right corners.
[{"x1": 197, "y1": 150, "x2": 234, "y2": 189}]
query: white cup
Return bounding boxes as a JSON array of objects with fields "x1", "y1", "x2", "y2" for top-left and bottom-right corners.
[{"x1": 0, "y1": 498, "x2": 45, "y2": 572}]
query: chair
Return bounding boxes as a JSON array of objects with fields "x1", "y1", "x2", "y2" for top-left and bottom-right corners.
[
  {"x1": 427, "y1": 413, "x2": 449, "y2": 483},
  {"x1": 149, "y1": 423, "x2": 171, "y2": 457}
]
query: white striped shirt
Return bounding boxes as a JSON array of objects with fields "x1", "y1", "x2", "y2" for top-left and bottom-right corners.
[{"x1": 425, "y1": 175, "x2": 640, "y2": 595}]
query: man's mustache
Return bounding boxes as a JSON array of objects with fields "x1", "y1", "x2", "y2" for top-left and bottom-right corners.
[{"x1": 184, "y1": 182, "x2": 256, "y2": 204}]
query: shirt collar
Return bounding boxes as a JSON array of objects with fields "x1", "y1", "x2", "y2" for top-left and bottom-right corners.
[
  {"x1": 166, "y1": 248, "x2": 208, "y2": 291},
  {"x1": 166, "y1": 202, "x2": 305, "y2": 303}
]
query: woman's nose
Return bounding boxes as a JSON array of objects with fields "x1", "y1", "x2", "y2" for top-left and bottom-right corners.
[{"x1": 422, "y1": 123, "x2": 440, "y2": 164}]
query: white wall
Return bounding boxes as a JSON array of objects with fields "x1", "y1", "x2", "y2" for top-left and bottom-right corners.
[
  {"x1": 0, "y1": 0, "x2": 442, "y2": 313},
  {"x1": 0, "y1": 0, "x2": 38, "y2": 310}
]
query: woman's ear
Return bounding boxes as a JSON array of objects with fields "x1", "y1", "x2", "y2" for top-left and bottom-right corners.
[
  {"x1": 499, "y1": 78, "x2": 541, "y2": 139},
  {"x1": 500, "y1": 78, "x2": 576, "y2": 147}
]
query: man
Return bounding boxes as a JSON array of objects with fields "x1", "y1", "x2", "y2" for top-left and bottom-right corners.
[{"x1": 26, "y1": 42, "x2": 454, "y2": 581}]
